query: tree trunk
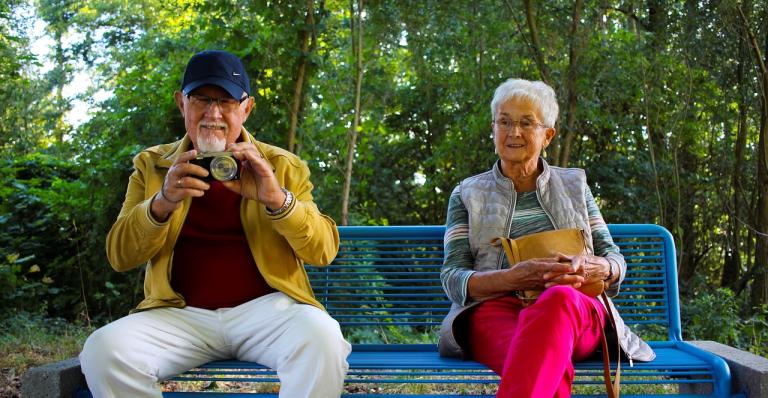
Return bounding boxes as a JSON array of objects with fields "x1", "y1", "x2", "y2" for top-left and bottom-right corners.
[
  {"x1": 506, "y1": 0, "x2": 560, "y2": 163},
  {"x1": 675, "y1": 133, "x2": 700, "y2": 287},
  {"x1": 53, "y1": 30, "x2": 66, "y2": 144},
  {"x1": 341, "y1": 0, "x2": 364, "y2": 226},
  {"x1": 753, "y1": 86, "x2": 768, "y2": 308},
  {"x1": 675, "y1": 0, "x2": 704, "y2": 289},
  {"x1": 287, "y1": 0, "x2": 315, "y2": 154},
  {"x1": 557, "y1": 0, "x2": 584, "y2": 167},
  {"x1": 642, "y1": 0, "x2": 667, "y2": 227},
  {"x1": 470, "y1": 2, "x2": 485, "y2": 92},
  {"x1": 736, "y1": 5, "x2": 768, "y2": 308},
  {"x1": 521, "y1": 0, "x2": 551, "y2": 85},
  {"x1": 723, "y1": 41, "x2": 749, "y2": 289},
  {"x1": 753, "y1": 35, "x2": 768, "y2": 308}
]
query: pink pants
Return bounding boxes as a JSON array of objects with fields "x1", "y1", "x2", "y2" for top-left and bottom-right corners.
[{"x1": 468, "y1": 285, "x2": 607, "y2": 398}]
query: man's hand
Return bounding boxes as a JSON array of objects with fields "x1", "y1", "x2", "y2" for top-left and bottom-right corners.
[
  {"x1": 151, "y1": 149, "x2": 210, "y2": 221},
  {"x1": 223, "y1": 142, "x2": 287, "y2": 210}
]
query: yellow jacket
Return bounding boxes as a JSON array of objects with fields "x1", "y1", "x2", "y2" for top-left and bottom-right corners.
[{"x1": 106, "y1": 129, "x2": 339, "y2": 312}]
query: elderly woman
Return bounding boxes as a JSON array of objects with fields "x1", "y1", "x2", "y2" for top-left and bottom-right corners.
[{"x1": 439, "y1": 78, "x2": 655, "y2": 397}]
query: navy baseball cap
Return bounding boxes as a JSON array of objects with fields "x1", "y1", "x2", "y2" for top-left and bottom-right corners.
[{"x1": 181, "y1": 50, "x2": 251, "y2": 99}]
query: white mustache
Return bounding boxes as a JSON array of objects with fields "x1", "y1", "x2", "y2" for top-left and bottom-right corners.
[{"x1": 200, "y1": 122, "x2": 227, "y2": 129}]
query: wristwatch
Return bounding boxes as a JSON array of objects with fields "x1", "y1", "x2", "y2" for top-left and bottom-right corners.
[{"x1": 266, "y1": 188, "x2": 294, "y2": 216}]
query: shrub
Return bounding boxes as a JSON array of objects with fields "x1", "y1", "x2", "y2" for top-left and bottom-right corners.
[{"x1": 682, "y1": 287, "x2": 768, "y2": 357}]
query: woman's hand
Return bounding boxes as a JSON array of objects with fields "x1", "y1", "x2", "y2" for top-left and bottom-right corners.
[
  {"x1": 223, "y1": 142, "x2": 286, "y2": 210},
  {"x1": 509, "y1": 257, "x2": 581, "y2": 290},
  {"x1": 544, "y1": 253, "x2": 611, "y2": 288},
  {"x1": 468, "y1": 258, "x2": 576, "y2": 301}
]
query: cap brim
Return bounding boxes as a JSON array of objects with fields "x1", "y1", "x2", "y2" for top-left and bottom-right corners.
[{"x1": 183, "y1": 78, "x2": 247, "y2": 99}]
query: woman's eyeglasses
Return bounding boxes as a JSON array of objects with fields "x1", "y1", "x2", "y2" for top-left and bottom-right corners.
[{"x1": 494, "y1": 118, "x2": 547, "y2": 133}]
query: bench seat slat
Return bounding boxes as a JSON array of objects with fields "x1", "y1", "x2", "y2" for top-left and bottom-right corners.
[
  {"x1": 308, "y1": 272, "x2": 443, "y2": 277},
  {"x1": 312, "y1": 264, "x2": 444, "y2": 270},
  {"x1": 315, "y1": 293, "x2": 449, "y2": 298}
]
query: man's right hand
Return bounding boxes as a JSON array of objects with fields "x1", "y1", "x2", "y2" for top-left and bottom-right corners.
[{"x1": 150, "y1": 150, "x2": 210, "y2": 222}]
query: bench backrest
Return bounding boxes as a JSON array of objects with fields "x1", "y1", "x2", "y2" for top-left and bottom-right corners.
[{"x1": 306, "y1": 224, "x2": 681, "y2": 343}]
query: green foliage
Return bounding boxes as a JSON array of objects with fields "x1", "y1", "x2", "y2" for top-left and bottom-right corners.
[
  {"x1": 683, "y1": 286, "x2": 768, "y2": 357},
  {"x1": 345, "y1": 325, "x2": 437, "y2": 345},
  {"x1": 0, "y1": 253, "x2": 59, "y2": 316},
  {"x1": 0, "y1": 2, "x2": 56, "y2": 154},
  {"x1": 0, "y1": 153, "x2": 139, "y2": 322},
  {"x1": 0, "y1": 154, "x2": 81, "y2": 315}
]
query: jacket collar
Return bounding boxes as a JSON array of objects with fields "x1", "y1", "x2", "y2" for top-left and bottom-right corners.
[
  {"x1": 536, "y1": 157, "x2": 552, "y2": 190},
  {"x1": 491, "y1": 157, "x2": 551, "y2": 191}
]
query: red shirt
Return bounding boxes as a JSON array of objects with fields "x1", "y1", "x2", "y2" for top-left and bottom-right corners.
[{"x1": 171, "y1": 181, "x2": 275, "y2": 309}]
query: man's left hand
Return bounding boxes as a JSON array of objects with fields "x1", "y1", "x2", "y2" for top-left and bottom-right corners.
[{"x1": 222, "y1": 142, "x2": 287, "y2": 210}]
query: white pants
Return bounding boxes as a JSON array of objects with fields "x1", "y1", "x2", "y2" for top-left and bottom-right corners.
[{"x1": 80, "y1": 292, "x2": 351, "y2": 398}]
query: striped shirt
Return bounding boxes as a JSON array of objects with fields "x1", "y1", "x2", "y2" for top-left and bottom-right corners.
[{"x1": 443, "y1": 186, "x2": 619, "y2": 304}]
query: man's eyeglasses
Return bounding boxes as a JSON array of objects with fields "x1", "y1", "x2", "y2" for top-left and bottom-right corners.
[
  {"x1": 494, "y1": 118, "x2": 547, "y2": 133},
  {"x1": 186, "y1": 94, "x2": 247, "y2": 113}
]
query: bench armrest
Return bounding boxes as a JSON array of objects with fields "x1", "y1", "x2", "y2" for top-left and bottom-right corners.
[{"x1": 680, "y1": 340, "x2": 768, "y2": 397}]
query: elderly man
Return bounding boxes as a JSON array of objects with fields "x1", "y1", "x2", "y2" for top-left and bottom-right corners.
[{"x1": 80, "y1": 50, "x2": 351, "y2": 397}]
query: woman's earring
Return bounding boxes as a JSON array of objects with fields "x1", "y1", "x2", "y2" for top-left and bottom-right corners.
[{"x1": 542, "y1": 147, "x2": 548, "y2": 158}]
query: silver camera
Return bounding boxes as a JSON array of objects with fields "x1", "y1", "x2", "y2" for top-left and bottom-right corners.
[{"x1": 190, "y1": 152, "x2": 240, "y2": 182}]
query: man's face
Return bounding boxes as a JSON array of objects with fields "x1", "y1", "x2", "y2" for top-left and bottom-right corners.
[{"x1": 174, "y1": 85, "x2": 254, "y2": 152}]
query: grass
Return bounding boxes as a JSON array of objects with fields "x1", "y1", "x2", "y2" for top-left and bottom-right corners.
[{"x1": 0, "y1": 313, "x2": 93, "y2": 398}]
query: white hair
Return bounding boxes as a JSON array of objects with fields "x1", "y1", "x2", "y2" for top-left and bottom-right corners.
[{"x1": 490, "y1": 78, "x2": 559, "y2": 127}]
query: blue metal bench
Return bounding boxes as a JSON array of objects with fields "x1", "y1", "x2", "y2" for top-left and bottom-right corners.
[{"x1": 166, "y1": 224, "x2": 742, "y2": 397}]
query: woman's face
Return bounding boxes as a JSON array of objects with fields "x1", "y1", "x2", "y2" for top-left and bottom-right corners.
[{"x1": 492, "y1": 97, "x2": 555, "y2": 171}]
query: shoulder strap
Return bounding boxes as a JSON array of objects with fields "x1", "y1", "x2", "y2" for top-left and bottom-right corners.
[
  {"x1": 498, "y1": 237, "x2": 521, "y2": 264},
  {"x1": 599, "y1": 291, "x2": 621, "y2": 398}
]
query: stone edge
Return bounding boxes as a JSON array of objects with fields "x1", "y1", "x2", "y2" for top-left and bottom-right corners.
[{"x1": 21, "y1": 357, "x2": 85, "y2": 398}]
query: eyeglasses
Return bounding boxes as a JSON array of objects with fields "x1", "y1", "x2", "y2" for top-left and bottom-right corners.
[
  {"x1": 494, "y1": 118, "x2": 547, "y2": 133},
  {"x1": 186, "y1": 94, "x2": 248, "y2": 113}
]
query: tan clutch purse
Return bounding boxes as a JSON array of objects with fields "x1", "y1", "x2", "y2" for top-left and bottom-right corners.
[{"x1": 497, "y1": 228, "x2": 606, "y2": 306}]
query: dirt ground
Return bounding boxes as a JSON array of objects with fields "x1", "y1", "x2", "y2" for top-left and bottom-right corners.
[{"x1": 0, "y1": 369, "x2": 21, "y2": 398}]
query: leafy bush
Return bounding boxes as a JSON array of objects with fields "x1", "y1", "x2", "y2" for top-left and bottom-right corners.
[
  {"x1": 0, "y1": 152, "x2": 140, "y2": 324},
  {"x1": 0, "y1": 253, "x2": 60, "y2": 316},
  {"x1": 0, "y1": 154, "x2": 82, "y2": 318},
  {"x1": 682, "y1": 287, "x2": 768, "y2": 357}
]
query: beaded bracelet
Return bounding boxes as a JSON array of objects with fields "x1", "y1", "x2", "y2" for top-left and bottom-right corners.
[{"x1": 159, "y1": 186, "x2": 182, "y2": 204}]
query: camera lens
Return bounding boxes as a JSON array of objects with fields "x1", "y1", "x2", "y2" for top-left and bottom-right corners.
[{"x1": 209, "y1": 155, "x2": 238, "y2": 181}]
